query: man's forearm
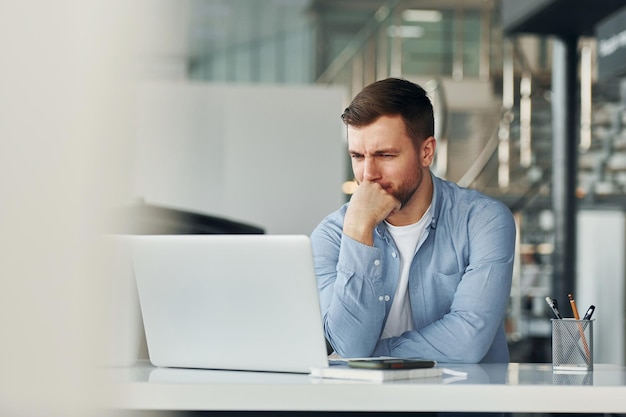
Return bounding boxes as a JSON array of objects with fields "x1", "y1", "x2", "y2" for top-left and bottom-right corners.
[{"x1": 317, "y1": 235, "x2": 388, "y2": 357}]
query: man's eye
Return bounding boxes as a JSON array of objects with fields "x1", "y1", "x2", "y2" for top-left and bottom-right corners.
[{"x1": 351, "y1": 154, "x2": 364, "y2": 160}]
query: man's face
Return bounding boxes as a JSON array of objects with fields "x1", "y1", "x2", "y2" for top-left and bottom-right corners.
[{"x1": 347, "y1": 114, "x2": 424, "y2": 208}]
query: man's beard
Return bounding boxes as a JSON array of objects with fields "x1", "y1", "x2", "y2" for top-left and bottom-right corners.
[{"x1": 390, "y1": 168, "x2": 423, "y2": 210}]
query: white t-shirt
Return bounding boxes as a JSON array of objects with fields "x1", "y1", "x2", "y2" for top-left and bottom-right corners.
[{"x1": 380, "y1": 205, "x2": 432, "y2": 339}]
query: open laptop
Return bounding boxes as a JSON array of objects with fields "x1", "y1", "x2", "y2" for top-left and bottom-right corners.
[{"x1": 131, "y1": 234, "x2": 330, "y2": 373}]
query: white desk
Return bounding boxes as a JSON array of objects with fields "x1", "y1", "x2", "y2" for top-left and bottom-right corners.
[{"x1": 105, "y1": 361, "x2": 626, "y2": 414}]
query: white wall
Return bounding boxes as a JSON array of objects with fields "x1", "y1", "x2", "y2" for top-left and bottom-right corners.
[
  {"x1": 1, "y1": 1, "x2": 138, "y2": 414},
  {"x1": 133, "y1": 81, "x2": 347, "y2": 235},
  {"x1": 138, "y1": 0, "x2": 190, "y2": 80},
  {"x1": 577, "y1": 209, "x2": 626, "y2": 365}
]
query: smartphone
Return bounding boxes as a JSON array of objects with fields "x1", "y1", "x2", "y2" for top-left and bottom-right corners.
[{"x1": 347, "y1": 358, "x2": 436, "y2": 370}]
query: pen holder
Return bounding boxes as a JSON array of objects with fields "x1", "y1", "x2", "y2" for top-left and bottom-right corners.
[
  {"x1": 552, "y1": 370, "x2": 593, "y2": 385},
  {"x1": 551, "y1": 319, "x2": 594, "y2": 371}
]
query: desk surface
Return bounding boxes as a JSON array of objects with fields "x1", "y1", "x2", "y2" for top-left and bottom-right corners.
[{"x1": 105, "y1": 361, "x2": 626, "y2": 414}]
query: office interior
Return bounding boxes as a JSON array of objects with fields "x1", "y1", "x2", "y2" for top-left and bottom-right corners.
[
  {"x1": 130, "y1": 0, "x2": 626, "y2": 366},
  {"x1": 2, "y1": 0, "x2": 626, "y2": 416}
]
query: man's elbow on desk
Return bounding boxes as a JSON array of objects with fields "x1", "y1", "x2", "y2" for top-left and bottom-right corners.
[
  {"x1": 326, "y1": 333, "x2": 379, "y2": 359},
  {"x1": 372, "y1": 333, "x2": 496, "y2": 364}
]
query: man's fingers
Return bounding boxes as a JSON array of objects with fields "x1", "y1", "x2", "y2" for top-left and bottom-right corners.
[{"x1": 350, "y1": 181, "x2": 400, "y2": 222}]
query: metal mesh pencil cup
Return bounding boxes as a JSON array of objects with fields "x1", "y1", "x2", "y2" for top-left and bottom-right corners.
[{"x1": 551, "y1": 319, "x2": 594, "y2": 371}]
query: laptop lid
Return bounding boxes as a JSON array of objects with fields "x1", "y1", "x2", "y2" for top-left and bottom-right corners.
[{"x1": 131, "y1": 234, "x2": 329, "y2": 373}]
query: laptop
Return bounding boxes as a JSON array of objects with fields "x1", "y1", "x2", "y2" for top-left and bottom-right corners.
[{"x1": 131, "y1": 234, "x2": 330, "y2": 373}]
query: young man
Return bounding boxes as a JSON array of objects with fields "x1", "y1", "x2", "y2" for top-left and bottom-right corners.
[{"x1": 311, "y1": 78, "x2": 516, "y2": 363}]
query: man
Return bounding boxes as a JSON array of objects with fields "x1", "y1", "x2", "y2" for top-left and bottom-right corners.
[{"x1": 311, "y1": 78, "x2": 516, "y2": 363}]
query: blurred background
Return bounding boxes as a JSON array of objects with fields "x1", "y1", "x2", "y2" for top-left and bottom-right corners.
[
  {"x1": 135, "y1": 0, "x2": 626, "y2": 365},
  {"x1": 3, "y1": 0, "x2": 626, "y2": 414}
]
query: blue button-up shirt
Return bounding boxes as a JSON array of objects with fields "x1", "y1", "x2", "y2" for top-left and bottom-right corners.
[{"x1": 310, "y1": 173, "x2": 516, "y2": 363}]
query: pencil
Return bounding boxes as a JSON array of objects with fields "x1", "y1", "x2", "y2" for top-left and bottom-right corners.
[
  {"x1": 568, "y1": 293, "x2": 580, "y2": 319},
  {"x1": 568, "y1": 293, "x2": 590, "y2": 362}
]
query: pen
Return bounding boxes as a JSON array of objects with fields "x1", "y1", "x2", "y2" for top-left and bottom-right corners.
[
  {"x1": 583, "y1": 305, "x2": 596, "y2": 320},
  {"x1": 545, "y1": 296, "x2": 562, "y2": 319},
  {"x1": 568, "y1": 293, "x2": 580, "y2": 320}
]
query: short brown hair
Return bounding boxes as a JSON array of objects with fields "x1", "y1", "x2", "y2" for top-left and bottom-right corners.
[{"x1": 341, "y1": 78, "x2": 434, "y2": 146}]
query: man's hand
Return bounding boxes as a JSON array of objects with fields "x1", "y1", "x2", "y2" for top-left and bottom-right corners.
[{"x1": 343, "y1": 181, "x2": 401, "y2": 246}]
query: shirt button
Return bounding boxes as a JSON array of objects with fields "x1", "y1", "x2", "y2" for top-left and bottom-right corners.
[
  {"x1": 374, "y1": 259, "x2": 381, "y2": 266},
  {"x1": 392, "y1": 252, "x2": 397, "y2": 258},
  {"x1": 378, "y1": 296, "x2": 384, "y2": 301},
  {"x1": 384, "y1": 295, "x2": 391, "y2": 301}
]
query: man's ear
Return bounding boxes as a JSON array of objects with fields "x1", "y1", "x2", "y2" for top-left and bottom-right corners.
[{"x1": 421, "y1": 136, "x2": 436, "y2": 167}]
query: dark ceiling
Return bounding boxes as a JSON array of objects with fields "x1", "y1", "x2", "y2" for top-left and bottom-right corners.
[{"x1": 501, "y1": 0, "x2": 626, "y2": 37}]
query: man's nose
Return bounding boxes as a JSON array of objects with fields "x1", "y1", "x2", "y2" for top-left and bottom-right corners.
[{"x1": 362, "y1": 157, "x2": 380, "y2": 181}]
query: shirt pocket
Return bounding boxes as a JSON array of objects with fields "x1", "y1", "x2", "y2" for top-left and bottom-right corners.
[{"x1": 433, "y1": 271, "x2": 463, "y2": 314}]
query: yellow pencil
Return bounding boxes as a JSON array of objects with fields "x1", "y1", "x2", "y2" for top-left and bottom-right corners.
[
  {"x1": 569, "y1": 293, "x2": 590, "y2": 361},
  {"x1": 568, "y1": 293, "x2": 580, "y2": 319}
]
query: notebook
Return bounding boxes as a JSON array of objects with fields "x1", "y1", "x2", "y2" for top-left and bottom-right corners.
[
  {"x1": 309, "y1": 364, "x2": 442, "y2": 382},
  {"x1": 131, "y1": 234, "x2": 330, "y2": 373}
]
